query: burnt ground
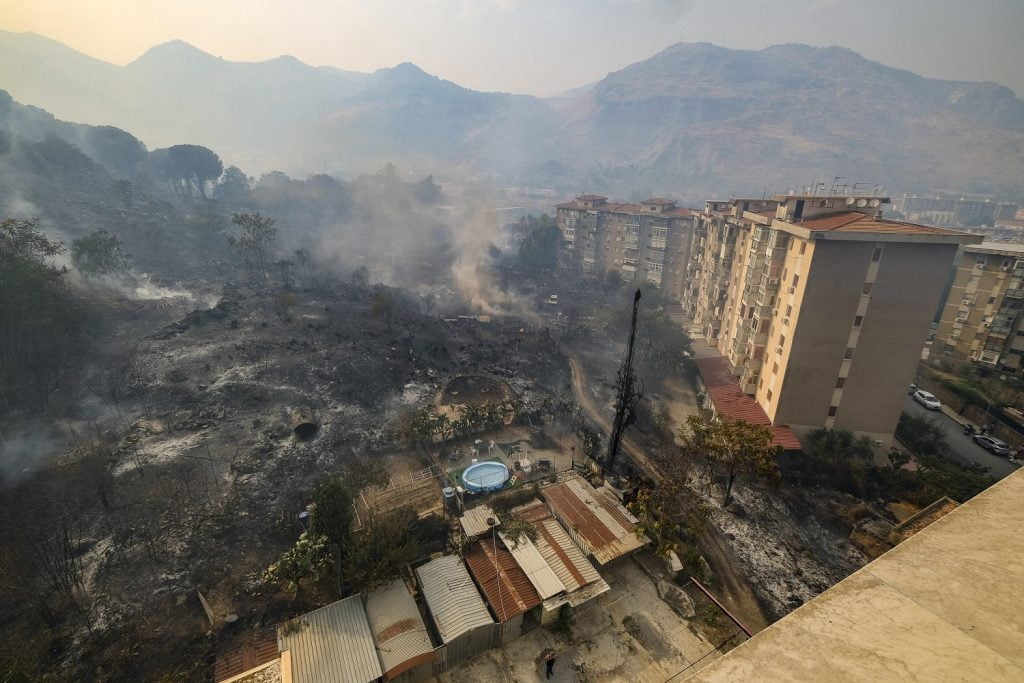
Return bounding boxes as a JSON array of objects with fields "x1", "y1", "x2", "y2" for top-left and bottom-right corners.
[{"x1": 0, "y1": 280, "x2": 571, "y2": 681}]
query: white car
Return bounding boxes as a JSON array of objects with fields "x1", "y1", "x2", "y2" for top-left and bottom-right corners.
[
  {"x1": 546, "y1": 294, "x2": 558, "y2": 305},
  {"x1": 912, "y1": 389, "x2": 941, "y2": 410}
]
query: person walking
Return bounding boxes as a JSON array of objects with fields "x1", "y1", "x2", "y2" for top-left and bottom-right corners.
[{"x1": 545, "y1": 651, "x2": 556, "y2": 679}]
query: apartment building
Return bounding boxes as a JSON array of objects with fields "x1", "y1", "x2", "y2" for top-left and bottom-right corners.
[
  {"x1": 555, "y1": 194, "x2": 697, "y2": 299},
  {"x1": 895, "y1": 195, "x2": 1001, "y2": 227},
  {"x1": 684, "y1": 194, "x2": 981, "y2": 449},
  {"x1": 935, "y1": 242, "x2": 1024, "y2": 373}
]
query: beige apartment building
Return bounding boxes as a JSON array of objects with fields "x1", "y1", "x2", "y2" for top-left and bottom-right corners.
[
  {"x1": 683, "y1": 194, "x2": 981, "y2": 449},
  {"x1": 555, "y1": 194, "x2": 698, "y2": 299},
  {"x1": 935, "y1": 242, "x2": 1024, "y2": 373}
]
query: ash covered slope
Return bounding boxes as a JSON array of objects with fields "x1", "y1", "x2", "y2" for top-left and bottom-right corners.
[
  {"x1": 554, "y1": 42, "x2": 1024, "y2": 197},
  {"x1": 0, "y1": 90, "x2": 188, "y2": 273}
]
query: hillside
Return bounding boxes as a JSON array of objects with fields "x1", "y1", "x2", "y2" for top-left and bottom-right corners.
[{"x1": 2, "y1": 31, "x2": 1024, "y2": 196}]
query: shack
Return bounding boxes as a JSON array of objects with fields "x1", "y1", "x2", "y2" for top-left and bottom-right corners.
[
  {"x1": 513, "y1": 498, "x2": 611, "y2": 612},
  {"x1": 365, "y1": 579, "x2": 435, "y2": 682},
  {"x1": 415, "y1": 555, "x2": 497, "y2": 671},
  {"x1": 277, "y1": 595, "x2": 383, "y2": 683},
  {"x1": 464, "y1": 538, "x2": 543, "y2": 642},
  {"x1": 539, "y1": 473, "x2": 649, "y2": 566}
]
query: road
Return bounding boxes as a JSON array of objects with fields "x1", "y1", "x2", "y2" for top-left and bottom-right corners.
[
  {"x1": 902, "y1": 396, "x2": 1020, "y2": 479},
  {"x1": 563, "y1": 346, "x2": 770, "y2": 633}
]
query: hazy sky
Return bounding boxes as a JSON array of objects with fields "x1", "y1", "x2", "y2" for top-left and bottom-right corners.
[{"x1": 2, "y1": 0, "x2": 1023, "y2": 96}]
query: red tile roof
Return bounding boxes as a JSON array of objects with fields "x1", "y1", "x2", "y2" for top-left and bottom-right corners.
[
  {"x1": 794, "y1": 212, "x2": 963, "y2": 235},
  {"x1": 694, "y1": 355, "x2": 802, "y2": 450},
  {"x1": 464, "y1": 539, "x2": 541, "y2": 622}
]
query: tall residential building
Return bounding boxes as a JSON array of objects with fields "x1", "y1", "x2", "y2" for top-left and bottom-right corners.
[
  {"x1": 555, "y1": 194, "x2": 698, "y2": 299},
  {"x1": 935, "y1": 242, "x2": 1024, "y2": 372},
  {"x1": 683, "y1": 194, "x2": 981, "y2": 449}
]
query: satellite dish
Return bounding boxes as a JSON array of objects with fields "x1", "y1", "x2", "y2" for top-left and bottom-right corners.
[
  {"x1": 845, "y1": 197, "x2": 856, "y2": 206},
  {"x1": 869, "y1": 199, "x2": 880, "y2": 207},
  {"x1": 856, "y1": 199, "x2": 868, "y2": 208}
]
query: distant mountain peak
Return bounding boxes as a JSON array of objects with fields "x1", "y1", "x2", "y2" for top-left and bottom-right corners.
[{"x1": 129, "y1": 39, "x2": 218, "y2": 66}]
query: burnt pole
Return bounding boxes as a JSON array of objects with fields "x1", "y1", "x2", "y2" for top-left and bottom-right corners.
[{"x1": 606, "y1": 288, "x2": 642, "y2": 481}]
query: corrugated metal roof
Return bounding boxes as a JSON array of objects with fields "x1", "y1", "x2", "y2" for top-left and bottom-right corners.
[
  {"x1": 464, "y1": 540, "x2": 542, "y2": 622},
  {"x1": 460, "y1": 505, "x2": 499, "y2": 537},
  {"x1": 534, "y1": 517, "x2": 602, "y2": 592},
  {"x1": 496, "y1": 531, "x2": 565, "y2": 599},
  {"x1": 415, "y1": 556, "x2": 494, "y2": 643},
  {"x1": 277, "y1": 595, "x2": 383, "y2": 683},
  {"x1": 364, "y1": 579, "x2": 434, "y2": 680},
  {"x1": 540, "y1": 475, "x2": 648, "y2": 565},
  {"x1": 215, "y1": 628, "x2": 280, "y2": 682},
  {"x1": 695, "y1": 355, "x2": 802, "y2": 450}
]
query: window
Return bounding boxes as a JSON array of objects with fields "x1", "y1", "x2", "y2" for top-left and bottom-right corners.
[
  {"x1": 772, "y1": 362, "x2": 779, "y2": 375},
  {"x1": 766, "y1": 389, "x2": 773, "y2": 401},
  {"x1": 844, "y1": 347, "x2": 855, "y2": 360},
  {"x1": 785, "y1": 304, "x2": 793, "y2": 317},
  {"x1": 975, "y1": 256, "x2": 987, "y2": 268},
  {"x1": 989, "y1": 296, "x2": 997, "y2": 305},
  {"x1": 835, "y1": 377, "x2": 845, "y2": 389},
  {"x1": 853, "y1": 315, "x2": 863, "y2": 328},
  {"x1": 799, "y1": 242, "x2": 807, "y2": 255},
  {"x1": 792, "y1": 274, "x2": 800, "y2": 287},
  {"x1": 827, "y1": 406, "x2": 838, "y2": 417},
  {"x1": 871, "y1": 246, "x2": 883, "y2": 262},
  {"x1": 862, "y1": 282, "x2": 873, "y2": 295},
  {"x1": 778, "y1": 334, "x2": 786, "y2": 348}
]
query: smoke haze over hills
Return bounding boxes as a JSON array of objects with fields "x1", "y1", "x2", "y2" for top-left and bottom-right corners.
[{"x1": 2, "y1": 30, "x2": 1024, "y2": 199}]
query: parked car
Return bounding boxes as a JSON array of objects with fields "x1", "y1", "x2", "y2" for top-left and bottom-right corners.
[
  {"x1": 973, "y1": 434, "x2": 1011, "y2": 456},
  {"x1": 912, "y1": 389, "x2": 941, "y2": 410}
]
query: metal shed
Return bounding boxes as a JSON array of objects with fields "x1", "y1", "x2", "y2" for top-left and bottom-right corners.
[
  {"x1": 277, "y1": 594, "x2": 383, "y2": 683},
  {"x1": 415, "y1": 556, "x2": 498, "y2": 670},
  {"x1": 540, "y1": 474, "x2": 648, "y2": 565},
  {"x1": 364, "y1": 579, "x2": 435, "y2": 682}
]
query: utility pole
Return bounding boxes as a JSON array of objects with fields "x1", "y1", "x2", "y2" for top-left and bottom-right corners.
[{"x1": 607, "y1": 289, "x2": 643, "y2": 480}]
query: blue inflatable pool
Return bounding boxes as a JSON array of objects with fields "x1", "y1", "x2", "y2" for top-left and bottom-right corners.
[{"x1": 462, "y1": 461, "x2": 510, "y2": 493}]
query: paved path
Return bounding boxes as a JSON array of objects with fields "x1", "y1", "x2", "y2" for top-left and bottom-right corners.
[{"x1": 902, "y1": 396, "x2": 1020, "y2": 479}]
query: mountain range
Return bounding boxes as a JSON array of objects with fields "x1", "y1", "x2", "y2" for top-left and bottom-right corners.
[{"x1": 2, "y1": 30, "x2": 1024, "y2": 198}]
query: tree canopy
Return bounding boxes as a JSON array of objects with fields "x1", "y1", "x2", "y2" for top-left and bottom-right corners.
[
  {"x1": 71, "y1": 230, "x2": 130, "y2": 277},
  {"x1": 83, "y1": 126, "x2": 147, "y2": 178},
  {"x1": 684, "y1": 415, "x2": 780, "y2": 504},
  {"x1": 0, "y1": 218, "x2": 77, "y2": 410}
]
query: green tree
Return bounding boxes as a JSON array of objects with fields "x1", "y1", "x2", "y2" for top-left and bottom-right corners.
[
  {"x1": 309, "y1": 476, "x2": 353, "y2": 551},
  {"x1": 0, "y1": 218, "x2": 77, "y2": 410},
  {"x1": 685, "y1": 416, "x2": 780, "y2": 505},
  {"x1": 70, "y1": 229, "x2": 130, "y2": 277},
  {"x1": 167, "y1": 144, "x2": 223, "y2": 198},
  {"x1": 807, "y1": 428, "x2": 875, "y2": 461},
  {"x1": 83, "y1": 126, "x2": 147, "y2": 178},
  {"x1": 370, "y1": 289, "x2": 395, "y2": 331},
  {"x1": 262, "y1": 530, "x2": 332, "y2": 599},
  {"x1": 340, "y1": 507, "x2": 420, "y2": 595},
  {"x1": 213, "y1": 165, "x2": 252, "y2": 203},
  {"x1": 228, "y1": 212, "x2": 277, "y2": 275},
  {"x1": 896, "y1": 413, "x2": 949, "y2": 456},
  {"x1": 516, "y1": 215, "x2": 562, "y2": 272}
]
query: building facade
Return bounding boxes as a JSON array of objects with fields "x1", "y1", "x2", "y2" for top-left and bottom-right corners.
[
  {"x1": 682, "y1": 194, "x2": 981, "y2": 449},
  {"x1": 935, "y1": 243, "x2": 1024, "y2": 373},
  {"x1": 555, "y1": 194, "x2": 697, "y2": 299}
]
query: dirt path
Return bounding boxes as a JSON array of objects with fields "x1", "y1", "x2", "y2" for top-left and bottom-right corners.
[{"x1": 564, "y1": 346, "x2": 770, "y2": 634}]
